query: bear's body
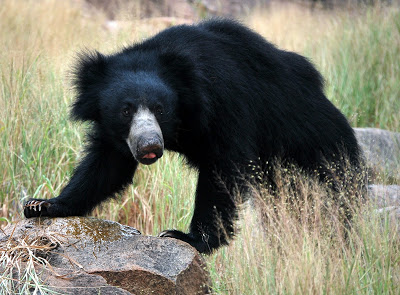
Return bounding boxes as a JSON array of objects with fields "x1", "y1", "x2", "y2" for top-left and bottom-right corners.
[{"x1": 24, "y1": 20, "x2": 362, "y2": 253}]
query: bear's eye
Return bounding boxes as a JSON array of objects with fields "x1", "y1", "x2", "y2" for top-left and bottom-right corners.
[
  {"x1": 155, "y1": 106, "x2": 163, "y2": 115},
  {"x1": 122, "y1": 108, "x2": 131, "y2": 117}
]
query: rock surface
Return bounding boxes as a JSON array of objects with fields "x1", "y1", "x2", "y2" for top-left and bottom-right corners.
[
  {"x1": 354, "y1": 128, "x2": 400, "y2": 180},
  {"x1": 368, "y1": 184, "x2": 400, "y2": 221},
  {"x1": 368, "y1": 184, "x2": 400, "y2": 208},
  {"x1": 1, "y1": 217, "x2": 210, "y2": 295}
]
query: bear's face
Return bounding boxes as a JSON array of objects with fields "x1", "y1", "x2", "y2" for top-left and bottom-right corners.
[
  {"x1": 100, "y1": 72, "x2": 178, "y2": 165},
  {"x1": 71, "y1": 52, "x2": 179, "y2": 165}
]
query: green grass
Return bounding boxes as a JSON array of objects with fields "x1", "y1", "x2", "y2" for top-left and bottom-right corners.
[
  {"x1": 1, "y1": 0, "x2": 400, "y2": 294},
  {"x1": 321, "y1": 8, "x2": 400, "y2": 130},
  {"x1": 248, "y1": 4, "x2": 400, "y2": 131}
]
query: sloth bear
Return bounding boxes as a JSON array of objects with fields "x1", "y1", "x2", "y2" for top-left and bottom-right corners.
[{"x1": 24, "y1": 19, "x2": 363, "y2": 254}]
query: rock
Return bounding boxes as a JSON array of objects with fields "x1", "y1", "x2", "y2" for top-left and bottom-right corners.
[
  {"x1": 190, "y1": 0, "x2": 267, "y2": 17},
  {"x1": 368, "y1": 184, "x2": 400, "y2": 208},
  {"x1": 368, "y1": 184, "x2": 400, "y2": 223},
  {"x1": 1, "y1": 217, "x2": 210, "y2": 295},
  {"x1": 354, "y1": 128, "x2": 400, "y2": 180}
]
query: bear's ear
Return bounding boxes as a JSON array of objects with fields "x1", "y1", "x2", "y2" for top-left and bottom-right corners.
[{"x1": 71, "y1": 51, "x2": 107, "y2": 122}]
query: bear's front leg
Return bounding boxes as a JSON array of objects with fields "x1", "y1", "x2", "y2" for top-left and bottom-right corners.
[
  {"x1": 160, "y1": 168, "x2": 240, "y2": 254},
  {"x1": 24, "y1": 140, "x2": 137, "y2": 218},
  {"x1": 24, "y1": 198, "x2": 65, "y2": 218}
]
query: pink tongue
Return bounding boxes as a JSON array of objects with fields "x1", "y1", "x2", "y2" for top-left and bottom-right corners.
[{"x1": 142, "y1": 153, "x2": 157, "y2": 159}]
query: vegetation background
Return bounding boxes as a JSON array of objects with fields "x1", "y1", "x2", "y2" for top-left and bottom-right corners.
[{"x1": 0, "y1": 0, "x2": 399, "y2": 294}]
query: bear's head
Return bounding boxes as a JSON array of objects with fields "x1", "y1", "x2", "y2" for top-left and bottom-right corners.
[{"x1": 71, "y1": 51, "x2": 181, "y2": 165}]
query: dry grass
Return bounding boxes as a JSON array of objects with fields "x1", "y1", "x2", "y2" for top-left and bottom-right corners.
[
  {"x1": 247, "y1": 2, "x2": 332, "y2": 52},
  {"x1": 248, "y1": 3, "x2": 400, "y2": 130},
  {"x1": 0, "y1": 226, "x2": 61, "y2": 294},
  {"x1": 209, "y1": 196, "x2": 400, "y2": 294},
  {"x1": 207, "y1": 160, "x2": 400, "y2": 294}
]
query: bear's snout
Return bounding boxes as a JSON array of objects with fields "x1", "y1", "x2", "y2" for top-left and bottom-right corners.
[{"x1": 126, "y1": 106, "x2": 164, "y2": 165}]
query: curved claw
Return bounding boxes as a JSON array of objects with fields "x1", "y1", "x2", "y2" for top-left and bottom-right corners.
[
  {"x1": 159, "y1": 230, "x2": 173, "y2": 238},
  {"x1": 159, "y1": 229, "x2": 213, "y2": 254},
  {"x1": 24, "y1": 199, "x2": 51, "y2": 218},
  {"x1": 159, "y1": 229, "x2": 186, "y2": 239},
  {"x1": 158, "y1": 229, "x2": 216, "y2": 254}
]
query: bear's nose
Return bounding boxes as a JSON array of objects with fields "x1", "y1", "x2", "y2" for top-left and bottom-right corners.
[{"x1": 136, "y1": 136, "x2": 164, "y2": 165}]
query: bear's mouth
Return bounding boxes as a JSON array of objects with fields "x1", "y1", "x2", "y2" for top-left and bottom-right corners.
[
  {"x1": 143, "y1": 152, "x2": 157, "y2": 159},
  {"x1": 138, "y1": 157, "x2": 158, "y2": 165},
  {"x1": 137, "y1": 148, "x2": 163, "y2": 165}
]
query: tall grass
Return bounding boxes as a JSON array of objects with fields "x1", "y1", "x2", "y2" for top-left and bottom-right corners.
[
  {"x1": 322, "y1": 8, "x2": 400, "y2": 130},
  {"x1": 208, "y1": 196, "x2": 400, "y2": 294},
  {"x1": 248, "y1": 3, "x2": 400, "y2": 130},
  {"x1": 1, "y1": 0, "x2": 399, "y2": 294}
]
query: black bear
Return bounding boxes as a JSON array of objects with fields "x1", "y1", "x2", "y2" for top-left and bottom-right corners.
[{"x1": 24, "y1": 19, "x2": 363, "y2": 254}]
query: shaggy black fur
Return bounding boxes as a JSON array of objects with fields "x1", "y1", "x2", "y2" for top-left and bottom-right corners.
[{"x1": 24, "y1": 19, "x2": 363, "y2": 254}]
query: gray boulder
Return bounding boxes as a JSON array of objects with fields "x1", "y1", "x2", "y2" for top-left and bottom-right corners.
[
  {"x1": 368, "y1": 184, "x2": 400, "y2": 208},
  {"x1": 368, "y1": 184, "x2": 400, "y2": 224},
  {"x1": 354, "y1": 128, "x2": 400, "y2": 180},
  {"x1": 1, "y1": 217, "x2": 210, "y2": 295}
]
